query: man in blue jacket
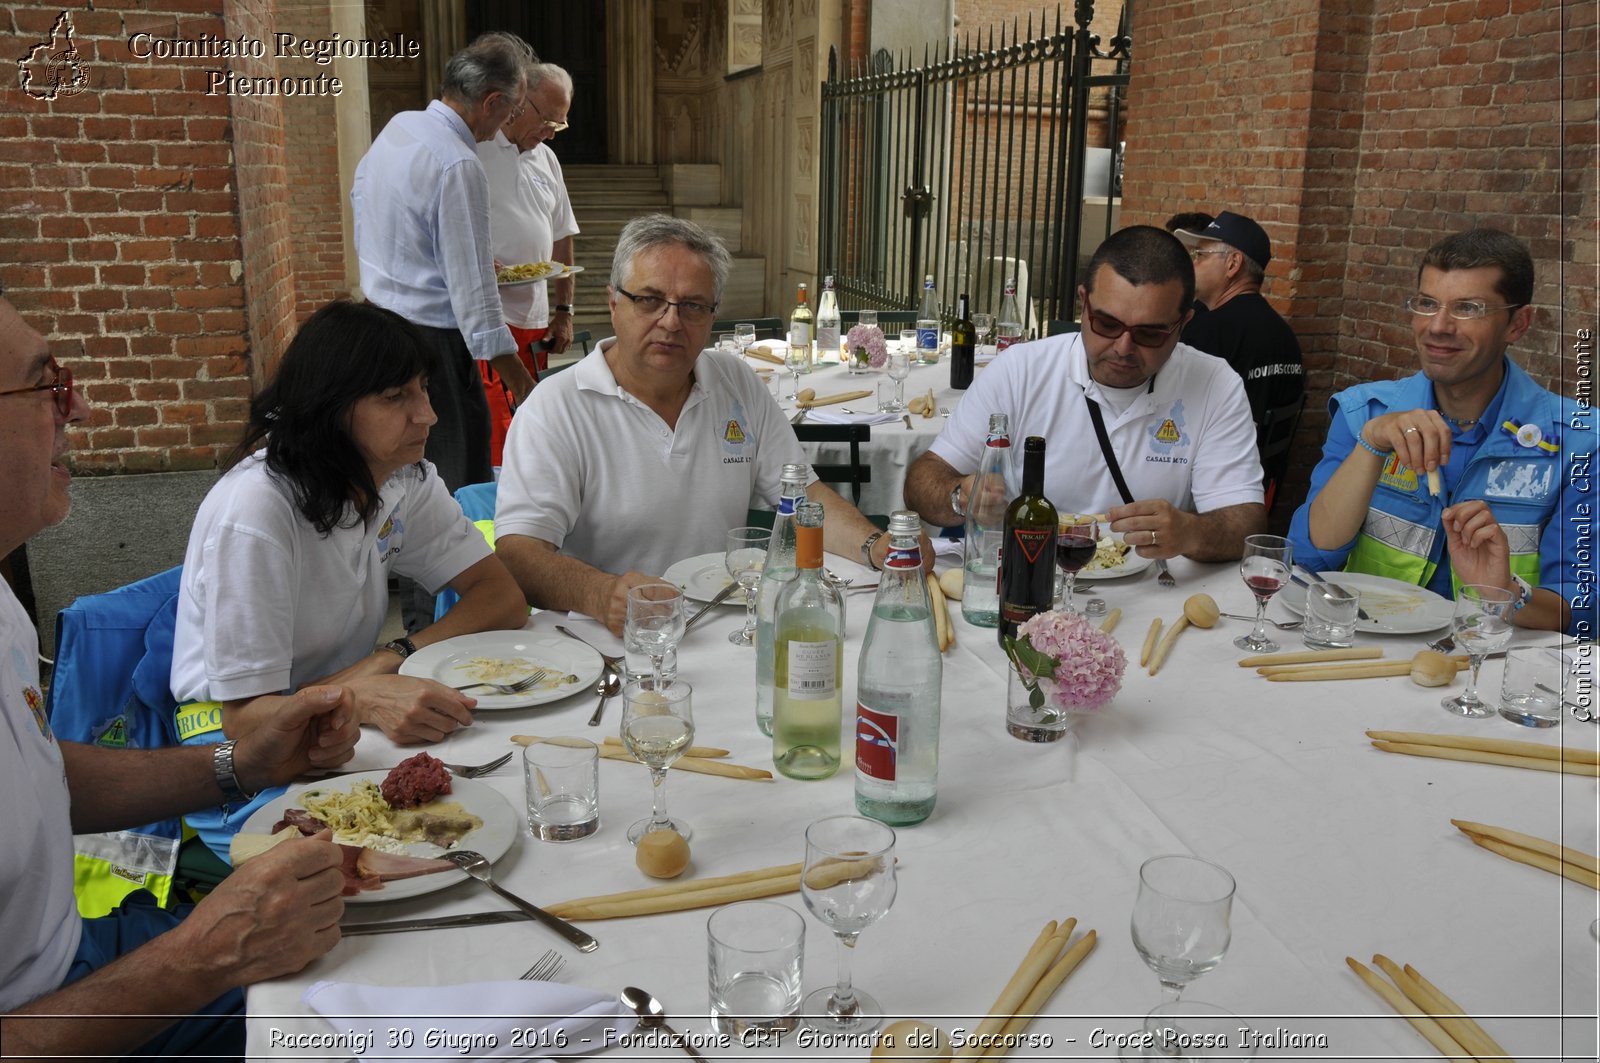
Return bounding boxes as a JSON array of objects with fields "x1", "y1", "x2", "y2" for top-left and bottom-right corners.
[{"x1": 1288, "y1": 228, "x2": 1590, "y2": 638}]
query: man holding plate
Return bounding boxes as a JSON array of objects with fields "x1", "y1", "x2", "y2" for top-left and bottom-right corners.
[
  {"x1": 495, "y1": 214, "x2": 931, "y2": 635},
  {"x1": 1288, "y1": 228, "x2": 1584, "y2": 637}
]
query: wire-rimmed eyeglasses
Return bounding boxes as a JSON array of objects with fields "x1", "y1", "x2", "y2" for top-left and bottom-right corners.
[
  {"x1": 615, "y1": 287, "x2": 717, "y2": 325},
  {"x1": 0, "y1": 356, "x2": 75, "y2": 417},
  {"x1": 1405, "y1": 295, "x2": 1523, "y2": 321}
]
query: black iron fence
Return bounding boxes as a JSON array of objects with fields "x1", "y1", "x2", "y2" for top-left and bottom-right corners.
[{"x1": 819, "y1": 3, "x2": 1131, "y2": 331}]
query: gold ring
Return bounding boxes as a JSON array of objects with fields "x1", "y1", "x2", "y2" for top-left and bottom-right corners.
[
  {"x1": 1403, "y1": 427, "x2": 1419, "y2": 434},
  {"x1": 1150, "y1": 530, "x2": 1158, "y2": 546}
]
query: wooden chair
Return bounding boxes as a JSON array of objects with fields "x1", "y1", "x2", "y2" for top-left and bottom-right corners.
[{"x1": 793, "y1": 422, "x2": 872, "y2": 508}]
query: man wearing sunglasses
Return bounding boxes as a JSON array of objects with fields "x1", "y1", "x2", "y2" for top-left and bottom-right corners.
[
  {"x1": 0, "y1": 294, "x2": 356, "y2": 1055},
  {"x1": 494, "y1": 214, "x2": 931, "y2": 635},
  {"x1": 905, "y1": 226, "x2": 1267, "y2": 562},
  {"x1": 1288, "y1": 229, "x2": 1584, "y2": 636}
]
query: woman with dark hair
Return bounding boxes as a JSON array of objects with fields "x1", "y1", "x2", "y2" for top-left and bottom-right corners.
[{"x1": 170, "y1": 300, "x2": 528, "y2": 757}]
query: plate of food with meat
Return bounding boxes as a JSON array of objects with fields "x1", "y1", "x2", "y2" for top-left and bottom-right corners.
[{"x1": 234, "y1": 754, "x2": 517, "y2": 902}]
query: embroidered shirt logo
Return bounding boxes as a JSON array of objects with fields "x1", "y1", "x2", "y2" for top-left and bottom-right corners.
[
  {"x1": 376, "y1": 512, "x2": 405, "y2": 561},
  {"x1": 1378, "y1": 454, "x2": 1419, "y2": 494},
  {"x1": 1154, "y1": 419, "x2": 1182, "y2": 445},
  {"x1": 25, "y1": 685, "x2": 53, "y2": 741},
  {"x1": 723, "y1": 419, "x2": 747, "y2": 445}
]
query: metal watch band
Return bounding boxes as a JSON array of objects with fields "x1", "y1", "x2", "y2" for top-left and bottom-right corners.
[
  {"x1": 381, "y1": 637, "x2": 416, "y2": 658},
  {"x1": 213, "y1": 740, "x2": 256, "y2": 803},
  {"x1": 861, "y1": 531, "x2": 885, "y2": 569},
  {"x1": 553, "y1": 304, "x2": 573, "y2": 314},
  {"x1": 950, "y1": 482, "x2": 966, "y2": 518}
]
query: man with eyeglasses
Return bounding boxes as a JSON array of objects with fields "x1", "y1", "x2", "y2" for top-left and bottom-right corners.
[
  {"x1": 0, "y1": 294, "x2": 355, "y2": 1055},
  {"x1": 1288, "y1": 228, "x2": 1585, "y2": 635},
  {"x1": 1172, "y1": 212, "x2": 1305, "y2": 501},
  {"x1": 476, "y1": 62, "x2": 580, "y2": 464},
  {"x1": 905, "y1": 226, "x2": 1267, "y2": 562},
  {"x1": 494, "y1": 214, "x2": 931, "y2": 634}
]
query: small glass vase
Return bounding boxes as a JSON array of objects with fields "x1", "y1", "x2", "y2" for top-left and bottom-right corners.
[
  {"x1": 847, "y1": 346, "x2": 870, "y2": 374},
  {"x1": 1006, "y1": 662, "x2": 1083, "y2": 743}
]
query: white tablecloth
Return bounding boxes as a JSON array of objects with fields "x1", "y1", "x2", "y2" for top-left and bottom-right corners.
[{"x1": 247, "y1": 557, "x2": 1598, "y2": 1060}]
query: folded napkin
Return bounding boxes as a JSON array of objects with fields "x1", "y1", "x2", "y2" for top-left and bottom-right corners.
[
  {"x1": 304, "y1": 979, "x2": 637, "y2": 1059},
  {"x1": 805, "y1": 408, "x2": 900, "y2": 425},
  {"x1": 932, "y1": 537, "x2": 965, "y2": 562}
]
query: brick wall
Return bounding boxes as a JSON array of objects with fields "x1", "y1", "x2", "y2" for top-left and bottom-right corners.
[
  {"x1": 1120, "y1": 0, "x2": 1595, "y2": 521},
  {"x1": 278, "y1": 0, "x2": 348, "y2": 321}
]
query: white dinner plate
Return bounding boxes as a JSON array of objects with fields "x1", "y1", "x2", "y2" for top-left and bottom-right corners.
[
  {"x1": 496, "y1": 262, "x2": 584, "y2": 288},
  {"x1": 662, "y1": 552, "x2": 748, "y2": 605},
  {"x1": 400, "y1": 632, "x2": 602, "y2": 710},
  {"x1": 1074, "y1": 534, "x2": 1155, "y2": 581},
  {"x1": 241, "y1": 772, "x2": 517, "y2": 904},
  {"x1": 1278, "y1": 571, "x2": 1453, "y2": 634}
]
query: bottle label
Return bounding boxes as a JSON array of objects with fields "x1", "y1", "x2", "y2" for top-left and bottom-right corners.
[
  {"x1": 786, "y1": 639, "x2": 836, "y2": 700},
  {"x1": 985, "y1": 435, "x2": 1011, "y2": 448},
  {"x1": 1000, "y1": 600, "x2": 1041, "y2": 627},
  {"x1": 996, "y1": 334, "x2": 1019, "y2": 352},
  {"x1": 790, "y1": 324, "x2": 812, "y2": 349},
  {"x1": 855, "y1": 702, "x2": 899, "y2": 782},
  {"x1": 884, "y1": 545, "x2": 921, "y2": 570},
  {"x1": 1009, "y1": 526, "x2": 1051, "y2": 565},
  {"x1": 916, "y1": 325, "x2": 939, "y2": 351},
  {"x1": 777, "y1": 492, "x2": 803, "y2": 516}
]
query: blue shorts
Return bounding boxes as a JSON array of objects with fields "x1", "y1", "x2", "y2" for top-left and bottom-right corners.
[{"x1": 68, "y1": 891, "x2": 245, "y2": 1060}]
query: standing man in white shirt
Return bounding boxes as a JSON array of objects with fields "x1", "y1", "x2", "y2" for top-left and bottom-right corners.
[
  {"x1": 904, "y1": 226, "x2": 1267, "y2": 562},
  {"x1": 476, "y1": 62, "x2": 580, "y2": 465},
  {"x1": 351, "y1": 31, "x2": 532, "y2": 629}
]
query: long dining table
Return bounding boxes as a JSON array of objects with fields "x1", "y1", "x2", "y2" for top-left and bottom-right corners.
[{"x1": 246, "y1": 552, "x2": 1598, "y2": 1061}]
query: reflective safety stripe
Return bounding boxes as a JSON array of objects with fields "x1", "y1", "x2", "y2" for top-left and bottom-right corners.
[
  {"x1": 71, "y1": 829, "x2": 179, "y2": 917},
  {"x1": 1360, "y1": 510, "x2": 1437, "y2": 558},
  {"x1": 175, "y1": 700, "x2": 224, "y2": 742},
  {"x1": 1502, "y1": 522, "x2": 1542, "y2": 556}
]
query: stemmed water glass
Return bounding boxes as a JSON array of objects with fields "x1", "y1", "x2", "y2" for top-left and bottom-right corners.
[
  {"x1": 884, "y1": 351, "x2": 911, "y2": 412},
  {"x1": 784, "y1": 340, "x2": 809, "y2": 398},
  {"x1": 1442, "y1": 584, "x2": 1517, "y2": 717},
  {"x1": 734, "y1": 322, "x2": 757, "y2": 358},
  {"x1": 619, "y1": 677, "x2": 694, "y2": 844},
  {"x1": 1233, "y1": 534, "x2": 1291, "y2": 653},
  {"x1": 1056, "y1": 515, "x2": 1101, "y2": 614},
  {"x1": 1123, "y1": 854, "x2": 1236, "y2": 1055},
  {"x1": 800, "y1": 815, "x2": 897, "y2": 1033},
  {"x1": 625, "y1": 583, "x2": 685, "y2": 686},
  {"x1": 972, "y1": 312, "x2": 995, "y2": 355},
  {"x1": 725, "y1": 526, "x2": 771, "y2": 646}
]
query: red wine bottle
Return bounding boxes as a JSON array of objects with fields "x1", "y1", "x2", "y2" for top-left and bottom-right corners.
[
  {"x1": 950, "y1": 293, "x2": 975, "y2": 389},
  {"x1": 998, "y1": 436, "x2": 1057, "y2": 645}
]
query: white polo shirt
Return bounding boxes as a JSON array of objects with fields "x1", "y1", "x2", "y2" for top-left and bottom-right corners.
[
  {"x1": 931, "y1": 332, "x2": 1264, "y2": 514},
  {"x1": 496, "y1": 342, "x2": 814, "y2": 577},
  {"x1": 171, "y1": 457, "x2": 491, "y2": 703},
  {"x1": 476, "y1": 133, "x2": 579, "y2": 330}
]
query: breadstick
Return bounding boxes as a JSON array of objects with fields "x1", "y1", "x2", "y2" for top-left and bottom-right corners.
[
  {"x1": 552, "y1": 862, "x2": 802, "y2": 910},
  {"x1": 548, "y1": 873, "x2": 802, "y2": 920},
  {"x1": 1238, "y1": 646, "x2": 1382, "y2": 667},
  {"x1": 1146, "y1": 616, "x2": 1189, "y2": 676},
  {"x1": 955, "y1": 920, "x2": 1075, "y2": 1059},
  {"x1": 800, "y1": 855, "x2": 892, "y2": 891},
  {"x1": 1371, "y1": 740, "x2": 1600, "y2": 777},
  {"x1": 1139, "y1": 618, "x2": 1162, "y2": 668},
  {"x1": 746, "y1": 348, "x2": 786, "y2": 365},
  {"x1": 512, "y1": 734, "x2": 772, "y2": 780},
  {"x1": 1426, "y1": 468, "x2": 1441, "y2": 496},
  {"x1": 1401, "y1": 963, "x2": 1513, "y2": 1062},
  {"x1": 1344, "y1": 957, "x2": 1473, "y2": 1063},
  {"x1": 1451, "y1": 819, "x2": 1600, "y2": 876},
  {"x1": 1466, "y1": 834, "x2": 1600, "y2": 889},
  {"x1": 1099, "y1": 608, "x2": 1121, "y2": 634},
  {"x1": 601, "y1": 735, "x2": 729, "y2": 759},
  {"x1": 1264, "y1": 662, "x2": 1417, "y2": 681},
  {"x1": 1368, "y1": 730, "x2": 1599, "y2": 766},
  {"x1": 988, "y1": 930, "x2": 1098, "y2": 1057},
  {"x1": 1372, "y1": 955, "x2": 1506, "y2": 1062},
  {"x1": 927, "y1": 573, "x2": 952, "y2": 652},
  {"x1": 797, "y1": 389, "x2": 874, "y2": 409},
  {"x1": 1259, "y1": 654, "x2": 1465, "y2": 679}
]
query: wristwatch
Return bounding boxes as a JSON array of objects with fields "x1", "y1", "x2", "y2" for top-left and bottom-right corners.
[
  {"x1": 950, "y1": 482, "x2": 966, "y2": 518},
  {"x1": 1507, "y1": 573, "x2": 1534, "y2": 614},
  {"x1": 380, "y1": 636, "x2": 416, "y2": 659},
  {"x1": 860, "y1": 531, "x2": 886, "y2": 569},
  {"x1": 213, "y1": 740, "x2": 257, "y2": 804},
  {"x1": 553, "y1": 304, "x2": 574, "y2": 315}
]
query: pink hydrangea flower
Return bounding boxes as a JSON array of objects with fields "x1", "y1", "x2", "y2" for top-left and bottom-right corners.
[
  {"x1": 1012, "y1": 610, "x2": 1127, "y2": 711},
  {"x1": 846, "y1": 324, "x2": 889, "y2": 367}
]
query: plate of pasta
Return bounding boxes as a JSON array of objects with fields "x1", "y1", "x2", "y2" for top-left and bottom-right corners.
[
  {"x1": 401, "y1": 633, "x2": 603, "y2": 710},
  {"x1": 496, "y1": 261, "x2": 584, "y2": 287}
]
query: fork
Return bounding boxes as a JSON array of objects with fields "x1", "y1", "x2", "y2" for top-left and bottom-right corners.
[
  {"x1": 453, "y1": 668, "x2": 558, "y2": 695},
  {"x1": 1220, "y1": 612, "x2": 1303, "y2": 629},
  {"x1": 1428, "y1": 634, "x2": 1456, "y2": 653},
  {"x1": 555, "y1": 625, "x2": 625, "y2": 672},
  {"x1": 315, "y1": 750, "x2": 513, "y2": 780},
  {"x1": 1155, "y1": 559, "x2": 1176, "y2": 589},
  {"x1": 444, "y1": 850, "x2": 599, "y2": 952},
  {"x1": 520, "y1": 949, "x2": 566, "y2": 982}
]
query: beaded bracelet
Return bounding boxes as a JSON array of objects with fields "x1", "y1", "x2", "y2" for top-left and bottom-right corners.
[{"x1": 1356, "y1": 436, "x2": 1391, "y2": 459}]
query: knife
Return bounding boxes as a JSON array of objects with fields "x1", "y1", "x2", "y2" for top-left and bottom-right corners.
[
  {"x1": 790, "y1": 407, "x2": 809, "y2": 426},
  {"x1": 1290, "y1": 567, "x2": 1371, "y2": 621},
  {"x1": 341, "y1": 910, "x2": 532, "y2": 937},
  {"x1": 684, "y1": 580, "x2": 743, "y2": 633}
]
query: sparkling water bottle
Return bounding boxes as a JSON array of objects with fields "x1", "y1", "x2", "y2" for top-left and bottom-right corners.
[
  {"x1": 815, "y1": 275, "x2": 841, "y2": 362},
  {"x1": 962, "y1": 413, "x2": 1011, "y2": 628},
  {"x1": 754, "y1": 463, "x2": 809, "y2": 736},
  {"x1": 855, "y1": 512, "x2": 941, "y2": 825},
  {"x1": 996, "y1": 278, "x2": 1024, "y2": 351},
  {"x1": 915, "y1": 274, "x2": 940, "y2": 363}
]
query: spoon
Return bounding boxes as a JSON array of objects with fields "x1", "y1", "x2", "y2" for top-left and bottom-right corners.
[
  {"x1": 620, "y1": 986, "x2": 707, "y2": 1061},
  {"x1": 588, "y1": 670, "x2": 623, "y2": 727}
]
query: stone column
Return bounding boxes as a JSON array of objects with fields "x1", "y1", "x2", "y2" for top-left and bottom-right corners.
[{"x1": 606, "y1": 0, "x2": 655, "y2": 164}]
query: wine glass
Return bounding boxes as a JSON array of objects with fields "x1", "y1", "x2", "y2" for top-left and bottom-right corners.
[
  {"x1": 725, "y1": 526, "x2": 771, "y2": 646},
  {"x1": 734, "y1": 322, "x2": 757, "y2": 358},
  {"x1": 784, "y1": 340, "x2": 809, "y2": 399},
  {"x1": 1442, "y1": 584, "x2": 1517, "y2": 717},
  {"x1": 1233, "y1": 534, "x2": 1291, "y2": 653},
  {"x1": 800, "y1": 815, "x2": 897, "y2": 1033},
  {"x1": 619, "y1": 677, "x2": 694, "y2": 844},
  {"x1": 972, "y1": 312, "x2": 995, "y2": 355},
  {"x1": 1119, "y1": 1002, "x2": 1256, "y2": 1061},
  {"x1": 1129, "y1": 854, "x2": 1235, "y2": 1010},
  {"x1": 884, "y1": 351, "x2": 911, "y2": 412},
  {"x1": 625, "y1": 582, "x2": 686, "y2": 686},
  {"x1": 1056, "y1": 515, "x2": 1101, "y2": 614}
]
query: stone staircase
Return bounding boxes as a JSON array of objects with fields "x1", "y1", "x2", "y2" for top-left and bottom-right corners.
[{"x1": 561, "y1": 164, "x2": 766, "y2": 347}]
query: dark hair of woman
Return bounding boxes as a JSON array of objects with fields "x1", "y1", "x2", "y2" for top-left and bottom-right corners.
[{"x1": 229, "y1": 300, "x2": 441, "y2": 535}]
